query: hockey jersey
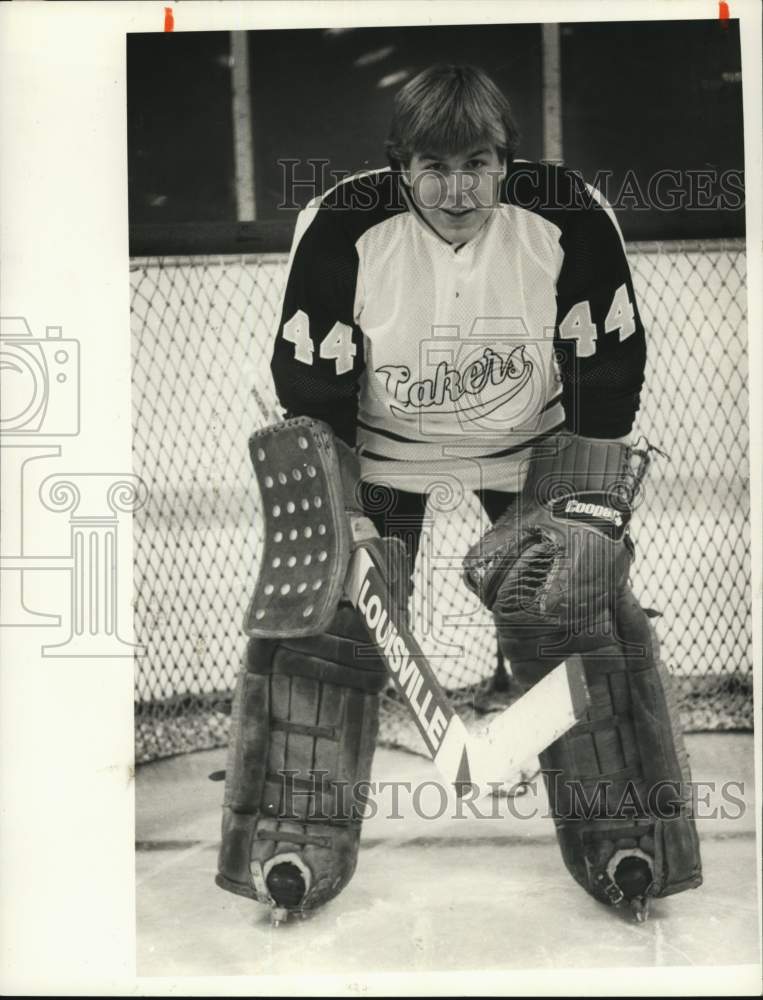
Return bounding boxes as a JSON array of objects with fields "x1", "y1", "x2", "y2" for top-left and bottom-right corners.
[{"x1": 270, "y1": 162, "x2": 646, "y2": 492}]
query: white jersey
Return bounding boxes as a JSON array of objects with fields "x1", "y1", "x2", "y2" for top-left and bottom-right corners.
[{"x1": 270, "y1": 162, "x2": 645, "y2": 493}]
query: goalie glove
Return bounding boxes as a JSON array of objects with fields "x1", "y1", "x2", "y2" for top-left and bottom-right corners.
[{"x1": 463, "y1": 433, "x2": 651, "y2": 652}]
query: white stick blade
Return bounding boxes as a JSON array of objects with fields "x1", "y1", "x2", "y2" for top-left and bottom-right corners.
[{"x1": 470, "y1": 660, "x2": 589, "y2": 784}]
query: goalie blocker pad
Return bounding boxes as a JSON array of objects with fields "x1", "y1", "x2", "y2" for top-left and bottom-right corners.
[
  {"x1": 464, "y1": 434, "x2": 702, "y2": 912},
  {"x1": 217, "y1": 603, "x2": 387, "y2": 915},
  {"x1": 244, "y1": 417, "x2": 361, "y2": 640}
]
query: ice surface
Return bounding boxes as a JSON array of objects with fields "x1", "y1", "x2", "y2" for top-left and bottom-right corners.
[{"x1": 136, "y1": 734, "x2": 759, "y2": 980}]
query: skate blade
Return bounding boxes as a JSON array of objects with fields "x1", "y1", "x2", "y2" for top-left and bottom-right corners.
[
  {"x1": 630, "y1": 897, "x2": 650, "y2": 923},
  {"x1": 270, "y1": 905, "x2": 290, "y2": 927},
  {"x1": 269, "y1": 905, "x2": 310, "y2": 927}
]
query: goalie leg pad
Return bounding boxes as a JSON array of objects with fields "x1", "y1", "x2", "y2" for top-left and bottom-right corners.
[
  {"x1": 466, "y1": 433, "x2": 700, "y2": 910},
  {"x1": 510, "y1": 594, "x2": 702, "y2": 909},
  {"x1": 217, "y1": 603, "x2": 386, "y2": 915}
]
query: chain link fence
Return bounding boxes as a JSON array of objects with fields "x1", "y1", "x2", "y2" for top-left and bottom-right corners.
[{"x1": 130, "y1": 239, "x2": 751, "y2": 763}]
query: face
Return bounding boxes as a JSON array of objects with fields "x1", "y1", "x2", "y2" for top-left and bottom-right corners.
[{"x1": 406, "y1": 146, "x2": 505, "y2": 244}]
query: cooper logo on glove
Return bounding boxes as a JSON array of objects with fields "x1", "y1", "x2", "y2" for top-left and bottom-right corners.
[{"x1": 549, "y1": 491, "x2": 631, "y2": 541}]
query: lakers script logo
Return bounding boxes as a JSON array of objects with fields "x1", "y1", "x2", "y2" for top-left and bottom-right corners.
[{"x1": 377, "y1": 345, "x2": 533, "y2": 420}]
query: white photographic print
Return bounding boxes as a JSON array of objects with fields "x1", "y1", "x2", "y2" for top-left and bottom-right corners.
[{"x1": 1, "y1": 2, "x2": 761, "y2": 996}]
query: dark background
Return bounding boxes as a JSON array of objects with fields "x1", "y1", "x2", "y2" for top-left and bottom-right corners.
[{"x1": 127, "y1": 20, "x2": 744, "y2": 246}]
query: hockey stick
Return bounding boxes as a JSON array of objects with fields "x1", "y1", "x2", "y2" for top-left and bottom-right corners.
[
  {"x1": 245, "y1": 417, "x2": 590, "y2": 798},
  {"x1": 344, "y1": 516, "x2": 589, "y2": 797}
]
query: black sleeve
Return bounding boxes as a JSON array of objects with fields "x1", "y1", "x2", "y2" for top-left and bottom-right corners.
[
  {"x1": 270, "y1": 206, "x2": 365, "y2": 447},
  {"x1": 553, "y1": 178, "x2": 647, "y2": 438}
]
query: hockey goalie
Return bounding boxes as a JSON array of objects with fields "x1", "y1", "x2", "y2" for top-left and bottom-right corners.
[{"x1": 216, "y1": 63, "x2": 702, "y2": 923}]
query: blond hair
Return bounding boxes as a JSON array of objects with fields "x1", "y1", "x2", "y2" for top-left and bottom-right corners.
[{"x1": 385, "y1": 64, "x2": 520, "y2": 168}]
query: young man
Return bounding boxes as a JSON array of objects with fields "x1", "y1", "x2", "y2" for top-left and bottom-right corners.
[{"x1": 218, "y1": 65, "x2": 701, "y2": 923}]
